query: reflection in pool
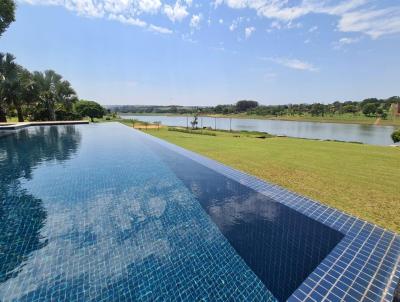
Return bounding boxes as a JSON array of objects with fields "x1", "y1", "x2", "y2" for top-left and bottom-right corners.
[
  {"x1": 0, "y1": 123, "x2": 345, "y2": 301},
  {"x1": 149, "y1": 140, "x2": 344, "y2": 301},
  {"x1": 0, "y1": 124, "x2": 275, "y2": 301}
]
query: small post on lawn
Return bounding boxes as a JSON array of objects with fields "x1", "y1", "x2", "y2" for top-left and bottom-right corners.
[
  {"x1": 201, "y1": 117, "x2": 203, "y2": 134},
  {"x1": 186, "y1": 116, "x2": 188, "y2": 129},
  {"x1": 155, "y1": 121, "x2": 161, "y2": 130},
  {"x1": 214, "y1": 117, "x2": 217, "y2": 131},
  {"x1": 229, "y1": 117, "x2": 232, "y2": 132}
]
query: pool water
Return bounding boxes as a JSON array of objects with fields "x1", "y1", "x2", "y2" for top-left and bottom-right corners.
[{"x1": 0, "y1": 123, "x2": 344, "y2": 301}]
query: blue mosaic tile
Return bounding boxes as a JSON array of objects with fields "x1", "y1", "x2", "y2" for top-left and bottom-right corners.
[
  {"x1": 1, "y1": 122, "x2": 399, "y2": 301},
  {"x1": 0, "y1": 124, "x2": 275, "y2": 301},
  {"x1": 138, "y1": 124, "x2": 400, "y2": 301}
]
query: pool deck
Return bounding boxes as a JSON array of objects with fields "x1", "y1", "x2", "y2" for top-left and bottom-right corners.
[
  {"x1": 133, "y1": 127, "x2": 400, "y2": 302},
  {"x1": 0, "y1": 121, "x2": 89, "y2": 130}
]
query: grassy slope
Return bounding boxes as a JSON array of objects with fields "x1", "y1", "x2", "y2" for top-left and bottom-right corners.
[{"x1": 144, "y1": 127, "x2": 400, "y2": 232}]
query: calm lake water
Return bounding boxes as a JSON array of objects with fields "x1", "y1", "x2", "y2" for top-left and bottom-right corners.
[{"x1": 121, "y1": 115, "x2": 397, "y2": 146}]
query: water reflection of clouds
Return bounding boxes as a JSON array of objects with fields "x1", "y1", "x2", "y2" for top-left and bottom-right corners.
[
  {"x1": 208, "y1": 193, "x2": 280, "y2": 232},
  {"x1": 0, "y1": 178, "x2": 177, "y2": 300},
  {"x1": 0, "y1": 124, "x2": 274, "y2": 301}
]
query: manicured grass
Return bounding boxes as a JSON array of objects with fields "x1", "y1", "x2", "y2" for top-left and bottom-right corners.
[
  {"x1": 143, "y1": 127, "x2": 400, "y2": 233},
  {"x1": 210, "y1": 113, "x2": 400, "y2": 126}
]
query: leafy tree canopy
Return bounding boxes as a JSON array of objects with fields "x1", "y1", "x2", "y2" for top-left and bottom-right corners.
[
  {"x1": 236, "y1": 100, "x2": 259, "y2": 112},
  {"x1": 392, "y1": 130, "x2": 400, "y2": 143},
  {"x1": 362, "y1": 103, "x2": 378, "y2": 117},
  {"x1": 75, "y1": 100, "x2": 105, "y2": 122},
  {"x1": 0, "y1": 0, "x2": 15, "y2": 37}
]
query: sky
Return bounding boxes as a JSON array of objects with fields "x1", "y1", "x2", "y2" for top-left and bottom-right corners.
[{"x1": 1, "y1": 0, "x2": 400, "y2": 106}]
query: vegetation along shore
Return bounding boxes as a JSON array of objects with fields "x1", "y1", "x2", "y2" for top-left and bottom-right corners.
[{"x1": 111, "y1": 98, "x2": 400, "y2": 127}]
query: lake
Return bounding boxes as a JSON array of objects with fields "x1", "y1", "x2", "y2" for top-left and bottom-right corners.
[{"x1": 121, "y1": 115, "x2": 397, "y2": 146}]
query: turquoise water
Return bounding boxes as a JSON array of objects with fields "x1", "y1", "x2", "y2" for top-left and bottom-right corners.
[{"x1": 0, "y1": 123, "x2": 343, "y2": 301}]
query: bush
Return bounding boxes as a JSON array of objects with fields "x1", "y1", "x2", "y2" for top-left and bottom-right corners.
[
  {"x1": 391, "y1": 130, "x2": 400, "y2": 143},
  {"x1": 55, "y1": 109, "x2": 80, "y2": 121},
  {"x1": 75, "y1": 100, "x2": 105, "y2": 122}
]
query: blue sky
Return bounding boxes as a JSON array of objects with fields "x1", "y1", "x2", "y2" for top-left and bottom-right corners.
[{"x1": 1, "y1": 0, "x2": 400, "y2": 106}]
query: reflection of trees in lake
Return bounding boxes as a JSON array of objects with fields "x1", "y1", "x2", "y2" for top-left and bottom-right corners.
[{"x1": 0, "y1": 126, "x2": 81, "y2": 282}]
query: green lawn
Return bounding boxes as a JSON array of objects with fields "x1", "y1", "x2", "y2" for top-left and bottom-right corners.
[
  {"x1": 210, "y1": 113, "x2": 400, "y2": 126},
  {"x1": 141, "y1": 127, "x2": 400, "y2": 233}
]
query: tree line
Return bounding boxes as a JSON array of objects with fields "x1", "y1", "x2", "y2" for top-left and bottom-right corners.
[
  {"x1": 110, "y1": 98, "x2": 400, "y2": 119},
  {"x1": 0, "y1": 1, "x2": 105, "y2": 123},
  {"x1": 0, "y1": 53, "x2": 106, "y2": 123}
]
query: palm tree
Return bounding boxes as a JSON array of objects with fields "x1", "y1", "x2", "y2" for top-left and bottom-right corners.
[
  {"x1": 0, "y1": 53, "x2": 21, "y2": 121},
  {"x1": 55, "y1": 79, "x2": 77, "y2": 112},
  {"x1": 17, "y1": 67, "x2": 39, "y2": 121},
  {"x1": 33, "y1": 70, "x2": 77, "y2": 121},
  {"x1": 0, "y1": 53, "x2": 10, "y2": 122}
]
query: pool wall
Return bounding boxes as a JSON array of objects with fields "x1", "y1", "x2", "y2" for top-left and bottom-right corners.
[{"x1": 132, "y1": 125, "x2": 400, "y2": 301}]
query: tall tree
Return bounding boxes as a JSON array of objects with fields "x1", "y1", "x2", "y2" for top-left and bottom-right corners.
[
  {"x1": 33, "y1": 70, "x2": 77, "y2": 121},
  {"x1": 17, "y1": 67, "x2": 38, "y2": 121},
  {"x1": 75, "y1": 100, "x2": 105, "y2": 122},
  {"x1": 0, "y1": 53, "x2": 8, "y2": 122},
  {"x1": 0, "y1": 53, "x2": 37, "y2": 122},
  {"x1": 0, "y1": 0, "x2": 15, "y2": 37},
  {"x1": 0, "y1": 53, "x2": 19, "y2": 122},
  {"x1": 236, "y1": 100, "x2": 259, "y2": 112}
]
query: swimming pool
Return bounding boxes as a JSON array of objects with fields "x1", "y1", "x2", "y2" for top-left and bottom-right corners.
[{"x1": 0, "y1": 123, "x2": 399, "y2": 301}]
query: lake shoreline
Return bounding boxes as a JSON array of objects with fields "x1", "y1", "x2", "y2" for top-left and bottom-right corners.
[
  {"x1": 119, "y1": 115, "x2": 396, "y2": 145},
  {"x1": 119, "y1": 113, "x2": 400, "y2": 127}
]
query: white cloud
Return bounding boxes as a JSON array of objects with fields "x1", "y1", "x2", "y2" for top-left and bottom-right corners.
[
  {"x1": 20, "y1": 0, "x2": 400, "y2": 40},
  {"x1": 309, "y1": 25, "x2": 318, "y2": 33},
  {"x1": 164, "y1": 1, "x2": 189, "y2": 22},
  {"x1": 219, "y1": 18, "x2": 223, "y2": 24},
  {"x1": 245, "y1": 26, "x2": 255, "y2": 38},
  {"x1": 215, "y1": 0, "x2": 400, "y2": 39},
  {"x1": 229, "y1": 16, "x2": 243, "y2": 31},
  {"x1": 338, "y1": 37, "x2": 360, "y2": 45},
  {"x1": 333, "y1": 36, "x2": 361, "y2": 49},
  {"x1": 138, "y1": 0, "x2": 162, "y2": 14},
  {"x1": 20, "y1": 0, "x2": 179, "y2": 34},
  {"x1": 338, "y1": 7, "x2": 400, "y2": 39},
  {"x1": 190, "y1": 14, "x2": 202, "y2": 29},
  {"x1": 269, "y1": 20, "x2": 302, "y2": 31},
  {"x1": 108, "y1": 14, "x2": 147, "y2": 27},
  {"x1": 263, "y1": 57, "x2": 318, "y2": 72},
  {"x1": 64, "y1": 0, "x2": 105, "y2": 17},
  {"x1": 148, "y1": 24, "x2": 173, "y2": 34}
]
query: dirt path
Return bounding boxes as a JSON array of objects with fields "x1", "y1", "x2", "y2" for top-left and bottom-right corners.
[{"x1": 374, "y1": 117, "x2": 381, "y2": 125}]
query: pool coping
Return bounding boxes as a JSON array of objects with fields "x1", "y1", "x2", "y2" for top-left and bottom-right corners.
[
  {"x1": 0, "y1": 121, "x2": 89, "y2": 130},
  {"x1": 132, "y1": 127, "x2": 400, "y2": 302}
]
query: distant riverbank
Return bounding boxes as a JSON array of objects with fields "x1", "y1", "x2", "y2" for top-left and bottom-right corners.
[
  {"x1": 120, "y1": 114, "x2": 397, "y2": 146},
  {"x1": 119, "y1": 113, "x2": 400, "y2": 127}
]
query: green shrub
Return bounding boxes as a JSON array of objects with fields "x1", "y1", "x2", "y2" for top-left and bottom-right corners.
[
  {"x1": 55, "y1": 109, "x2": 80, "y2": 121},
  {"x1": 391, "y1": 129, "x2": 400, "y2": 143},
  {"x1": 75, "y1": 100, "x2": 105, "y2": 122}
]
